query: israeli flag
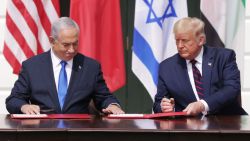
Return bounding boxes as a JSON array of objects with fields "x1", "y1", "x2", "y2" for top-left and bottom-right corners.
[{"x1": 132, "y1": 0, "x2": 188, "y2": 100}]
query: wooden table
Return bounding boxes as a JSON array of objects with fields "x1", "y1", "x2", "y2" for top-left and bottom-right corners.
[{"x1": 0, "y1": 115, "x2": 249, "y2": 141}]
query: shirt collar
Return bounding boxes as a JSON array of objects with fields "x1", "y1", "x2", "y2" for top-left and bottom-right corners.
[
  {"x1": 186, "y1": 47, "x2": 204, "y2": 64},
  {"x1": 50, "y1": 49, "x2": 73, "y2": 68}
]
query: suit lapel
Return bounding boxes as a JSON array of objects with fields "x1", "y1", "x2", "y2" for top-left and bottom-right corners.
[
  {"x1": 202, "y1": 46, "x2": 214, "y2": 97},
  {"x1": 63, "y1": 54, "x2": 85, "y2": 111},
  {"x1": 42, "y1": 50, "x2": 61, "y2": 113},
  {"x1": 177, "y1": 56, "x2": 197, "y2": 102}
]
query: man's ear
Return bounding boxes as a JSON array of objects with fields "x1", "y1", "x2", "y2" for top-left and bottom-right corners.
[
  {"x1": 198, "y1": 35, "x2": 206, "y2": 46},
  {"x1": 49, "y1": 36, "x2": 55, "y2": 45}
]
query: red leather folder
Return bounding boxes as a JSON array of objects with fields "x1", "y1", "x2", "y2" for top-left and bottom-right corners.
[
  {"x1": 10, "y1": 114, "x2": 91, "y2": 119},
  {"x1": 107, "y1": 112, "x2": 187, "y2": 119},
  {"x1": 48, "y1": 114, "x2": 91, "y2": 119}
]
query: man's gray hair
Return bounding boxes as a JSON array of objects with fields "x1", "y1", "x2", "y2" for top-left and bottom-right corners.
[
  {"x1": 173, "y1": 17, "x2": 206, "y2": 38},
  {"x1": 51, "y1": 17, "x2": 79, "y2": 39}
]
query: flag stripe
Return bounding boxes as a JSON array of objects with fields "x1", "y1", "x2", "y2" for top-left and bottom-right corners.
[
  {"x1": 3, "y1": 43, "x2": 21, "y2": 74},
  {"x1": 3, "y1": 0, "x2": 60, "y2": 74},
  {"x1": 6, "y1": 13, "x2": 35, "y2": 58},
  {"x1": 200, "y1": 13, "x2": 224, "y2": 47},
  {"x1": 242, "y1": 0, "x2": 245, "y2": 7},
  {"x1": 13, "y1": 0, "x2": 38, "y2": 37},
  {"x1": 51, "y1": 0, "x2": 60, "y2": 15},
  {"x1": 4, "y1": 28, "x2": 27, "y2": 64},
  {"x1": 21, "y1": 1, "x2": 51, "y2": 52},
  {"x1": 8, "y1": 0, "x2": 38, "y2": 54},
  {"x1": 33, "y1": 0, "x2": 52, "y2": 37},
  {"x1": 41, "y1": 0, "x2": 60, "y2": 23},
  {"x1": 13, "y1": 0, "x2": 44, "y2": 54},
  {"x1": 133, "y1": 29, "x2": 159, "y2": 85},
  {"x1": 132, "y1": 53, "x2": 157, "y2": 100}
]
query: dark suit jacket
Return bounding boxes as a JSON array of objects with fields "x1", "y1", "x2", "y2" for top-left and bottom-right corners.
[
  {"x1": 153, "y1": 46, "x2": 247, "y2": 115},
  {"x1": 6, "y1": 50, "x2": 120, "y2": 114}
]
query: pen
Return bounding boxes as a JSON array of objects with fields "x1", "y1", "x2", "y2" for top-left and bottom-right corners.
[
  {"x1": 163, "y1": 96, "x2": 175, "y2": 105},
  {"x1": 40, "y1": 109, "x2": 55, "y2": 113},
  {"x1": 170, "y1": 98, "x2": 175, "y2": 105}
]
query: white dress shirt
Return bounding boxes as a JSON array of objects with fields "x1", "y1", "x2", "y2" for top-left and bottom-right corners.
[
  {"x1": 51, "y1": 49, "x2": 73, "y2": 92},
  {"x1": 185, "y1": 47, "x2": 209, "y2": 113},
  {"x1": 50, "y1": 49, "x2": 120, "y2": 110}
]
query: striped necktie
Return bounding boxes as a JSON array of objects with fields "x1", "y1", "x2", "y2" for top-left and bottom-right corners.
[{"x1": 191, "y1": 60, "x2": 204, "y2": 99}]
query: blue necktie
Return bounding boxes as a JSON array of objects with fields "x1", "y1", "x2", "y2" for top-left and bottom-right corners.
[
  {"x1": 57, "y1": 120, "x2": 65, "y2": 128},
  {"x1": 191, "y1": 60, "x2": 204, "y2": 99},
  {"x1": 58, "y1": 61, "x2": 68, "y2": 109}
]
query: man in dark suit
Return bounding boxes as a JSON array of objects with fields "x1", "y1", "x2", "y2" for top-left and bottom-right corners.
[
  {"x1": 6, "y1": 17, "x2": 124, "y2": 115},
  {"x1": 153, "y1": 17, "x2": 247, "y2": 115}
]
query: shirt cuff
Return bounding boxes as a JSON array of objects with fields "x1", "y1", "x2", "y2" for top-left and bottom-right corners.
[
  {"x1": 108, "y1": 103, "x2": 121, "y2": 108},
  {"x1": 200, "y1": 100, "x2": 209, "y2": 115}
]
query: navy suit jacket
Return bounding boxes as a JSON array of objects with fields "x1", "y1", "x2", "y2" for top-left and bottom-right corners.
[
  {"x1": 153, "y1": 46, "x2": 247, "y2": 115},
  {"x1": 6, "y1": 50, "x2": 120, "y2": 114}
]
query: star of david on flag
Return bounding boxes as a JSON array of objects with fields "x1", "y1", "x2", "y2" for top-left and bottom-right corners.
[
  {"x1": 132, "y1": 0, "x2": 188, "y2": 100},
  {"x1": 145, "y1": 0, "x2": 177, "y2": 28}
]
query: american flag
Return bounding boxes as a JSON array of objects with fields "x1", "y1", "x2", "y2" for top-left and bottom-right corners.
[{"x1": 3, "y1": 0, "x2": 60, "y2": 74}]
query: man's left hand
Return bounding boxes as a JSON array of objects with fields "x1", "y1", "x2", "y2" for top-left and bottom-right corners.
[
  {"x1": 102, "y1": 104, "x2": 125, "y2": 114},
  {"x1": 183, "y1": 101, "x2": 205, "y2": 116}
]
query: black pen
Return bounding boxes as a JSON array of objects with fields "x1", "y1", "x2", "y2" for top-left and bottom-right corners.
[
  {"x1": 163, "y1": 96, "x2": 175, "y2": 105},
  {"x1": 170, "y1": 98, "x2": 175, "y2": 105},
  {"x1": 40, "y1": 109, "x2": 54, "y2": 113}
]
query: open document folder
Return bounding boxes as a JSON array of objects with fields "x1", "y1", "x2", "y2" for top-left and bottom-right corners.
[
  {"x1": 10, "y1": 114, "x2": 91, "y2": 119},
  {"x1": 107, "y1": 112, "x2": 187, "y2": 119}
]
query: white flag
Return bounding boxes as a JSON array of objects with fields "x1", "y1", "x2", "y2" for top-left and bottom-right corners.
[
  {"x1": 201, "y1": 0, "x2": 245, "y2": 85},
  {"x1": 132, "y1": 0, "x2": 188, "y2": 100}
]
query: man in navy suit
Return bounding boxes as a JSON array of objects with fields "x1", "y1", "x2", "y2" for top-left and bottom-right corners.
[
  {"x1": 153, "y1": 17, "x2": 247, "y2": 115},
  {"x1": 6, "y1": 17, "x2": 124, "y2": 115}
]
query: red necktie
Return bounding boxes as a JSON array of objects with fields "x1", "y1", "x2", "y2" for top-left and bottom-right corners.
[{"x1": 191, "y1": 60, "x2": 204, "y2": 99}]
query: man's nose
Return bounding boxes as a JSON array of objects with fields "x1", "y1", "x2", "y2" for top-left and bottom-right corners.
[
  {"x1": 176, "y1": 41, "x2": 184, "y2": 48},
  {"x1": 67, "y1": 45, "x2": 76, "y2": 53}
]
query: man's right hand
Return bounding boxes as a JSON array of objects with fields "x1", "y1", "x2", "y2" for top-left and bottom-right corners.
[
  {"x1": 160, "y1": 97, "x2": 175, "y2": 113},
  {"x1": 21, "y1": 104, "x2": 40, "y2": 114}
]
